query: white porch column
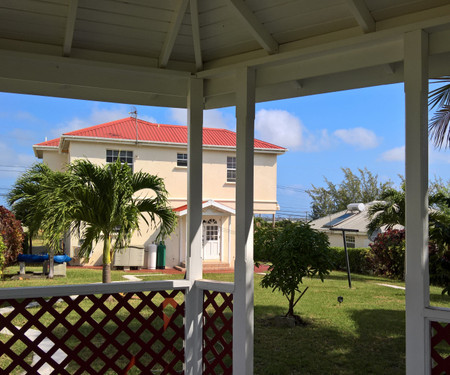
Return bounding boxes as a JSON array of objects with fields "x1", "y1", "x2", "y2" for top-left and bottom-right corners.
[
  {"x1": 185, "y1": 77, "x2": 203, "y2": 375},
  {"x1": 404, "y1": 30, "x2": 429, "y2": 375},
  {"x1": 233, "y1": 67, "x2": 255, "y2": 375}
]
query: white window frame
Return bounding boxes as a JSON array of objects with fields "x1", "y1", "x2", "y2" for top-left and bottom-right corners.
[
  {"x1": 106, "y1": 150, "x2": 133, "y2": 172},
  {"x1": 227, "y1": 156, "x2": 236, "y2": 182},
  {"x1": 177, "y1": 153, "x2": 188, "y2": 167},
  {"x1": 345, "y1": 235, "x2": 356, "y2": 248}
]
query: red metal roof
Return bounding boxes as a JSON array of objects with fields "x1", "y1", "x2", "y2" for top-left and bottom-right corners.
[{"x1": 35, "y1": 117, "x2": 286, "y2": 151}]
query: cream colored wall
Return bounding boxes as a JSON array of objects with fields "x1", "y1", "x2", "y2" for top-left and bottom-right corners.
[
  {"x1": 42, "y1": 151, "x2": 69, "y2": 171},
  {"x1": 41, "y1": 141, "x2": 280, "y2": 268},
  {"x1": 67, "y1": 141, "x2": 279, "y2": 209},
  {"x1": 327, "y1": 232, "x2": 370, "y2": 248}
]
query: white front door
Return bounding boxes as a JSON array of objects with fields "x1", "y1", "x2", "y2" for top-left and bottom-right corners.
[{"x1": 202, "y1": 217, "x2": 221, "y2": 260}]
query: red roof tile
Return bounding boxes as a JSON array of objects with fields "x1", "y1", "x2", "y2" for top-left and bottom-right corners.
[{"x1": 34, "y1": 117, "x2": 286, "y2": 151}]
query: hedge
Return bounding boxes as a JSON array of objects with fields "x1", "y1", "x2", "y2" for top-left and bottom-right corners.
[{"x1": 326, "y1": 247, "x2": 371, "y2": 275}]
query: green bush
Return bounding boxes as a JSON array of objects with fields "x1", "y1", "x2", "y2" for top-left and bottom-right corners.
[
  {"x1": 327, "y1": 247, "x2": 371, "y2": 274},
  {"x1": 259, "y1": 221, "x2": 333, "y2": 319}
]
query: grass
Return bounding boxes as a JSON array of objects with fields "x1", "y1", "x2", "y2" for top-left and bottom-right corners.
[{"x1": 0, "y1": 268, "x2": 449, "y2": 374}]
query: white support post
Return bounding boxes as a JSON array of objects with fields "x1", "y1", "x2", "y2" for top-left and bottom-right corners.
[
  {"x1": 185, "y1": 77, "x2": 204, "y2": 375},
  {"x1": 233, "y1": 67, "x2": 255, "y2": 375},
  {"x1": 404, "y1": 30, "x2": 430, "y2": 375}
]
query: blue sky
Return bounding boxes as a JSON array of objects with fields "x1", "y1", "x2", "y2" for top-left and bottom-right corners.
[{"x1": 1, "y1": 83, "x2": 449, "y2": 217}]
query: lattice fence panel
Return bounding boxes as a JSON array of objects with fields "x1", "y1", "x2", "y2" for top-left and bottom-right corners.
[
  {"x1": 0, "y1": 290, "x2": 185, "y2": 374},
  {"x1": 203, "y1": 290, "x2": 233, "y2": 375},
  {"x1": 431, "y1": 321, "x2": 450, "y2": 374}
]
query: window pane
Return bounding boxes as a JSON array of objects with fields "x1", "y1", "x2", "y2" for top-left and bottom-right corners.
[{"x1": 177, "y1": 153, "x2": 188, "y2": 166}]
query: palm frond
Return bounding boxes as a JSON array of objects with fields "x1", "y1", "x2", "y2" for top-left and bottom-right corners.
[{"x1": 429, "y1": 104, "x2": 450, "y2": 149}]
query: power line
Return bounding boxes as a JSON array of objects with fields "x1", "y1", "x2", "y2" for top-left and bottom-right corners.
[
  {"x1": 0, "y1": 164, "x2": 28, "y2": 169},
  {"x1": 277, "y1": 185, "x2": 308, "y2": 193}
]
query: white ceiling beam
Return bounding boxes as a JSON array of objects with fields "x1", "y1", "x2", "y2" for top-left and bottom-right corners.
[
  {"x1": 159, "y1": 0, "x2": 189, "y2": 68},
  {"x1": 226, "y1": 0, "x2": 278, "y2": 54},
  {"x1": 190, "y1": 0, "x2": 203, "y2": 71},
  {"x1": 0, "y1": 50, "x2": 189, "y2": 99},
  {"x1": 345, "y1": 0, "x2": 375, "y2": 33},
  {"x1": 197, "y1": 6, "x2": 450, "y2": 79},
  {"x1": 63, "y1": 0, "x2": 79, "y2": 57},
  {"x1": 204, "y1": 39, "x2": 403, "y2": 98}
]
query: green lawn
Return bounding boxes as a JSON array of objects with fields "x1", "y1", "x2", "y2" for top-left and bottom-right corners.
[{"x1": 0, "y1": 268, "x2": 449, "y2": 374}]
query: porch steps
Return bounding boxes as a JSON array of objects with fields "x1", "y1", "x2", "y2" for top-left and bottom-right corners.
[{"x1": 175, "y1": 261, "x2": 233, "y2": 273}]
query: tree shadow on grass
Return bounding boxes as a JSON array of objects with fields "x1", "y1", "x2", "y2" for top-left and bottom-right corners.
[{"x1": 254, "y1": 306, "x2": 405, "y2": 375}]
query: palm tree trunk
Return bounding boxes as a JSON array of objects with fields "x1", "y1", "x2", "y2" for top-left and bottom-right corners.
[
  {"x1": 48, "y1": 248, "x2": 54, "y2": 279},
  {"x1": 102, "y1": 235, "x2": 111, "y2": 283}
]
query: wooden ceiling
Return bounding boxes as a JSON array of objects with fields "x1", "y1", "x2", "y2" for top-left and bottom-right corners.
[{"x1": 1, "y1": 0, "x2": 450, "y2": 108}]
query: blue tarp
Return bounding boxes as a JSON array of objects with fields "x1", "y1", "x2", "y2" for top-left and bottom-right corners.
[{"x1": 17, "y1": 254, "x2": 72, "y2": 264}]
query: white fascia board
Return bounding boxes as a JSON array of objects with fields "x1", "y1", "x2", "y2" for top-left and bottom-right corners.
[
  {"x1": 59, "y1": 135, "x2": 286, "y2": 154},
  {"x1": 33, "y1": 145, "x2": 58, "y2": 158},
  {"x1": 177, "y1": 200, "x2": 236, "y2": 217}
]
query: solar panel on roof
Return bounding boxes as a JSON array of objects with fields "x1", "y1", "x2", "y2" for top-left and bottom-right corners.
[{"x1": 323, "y1": 213, "x2": 355, "y2": 228}]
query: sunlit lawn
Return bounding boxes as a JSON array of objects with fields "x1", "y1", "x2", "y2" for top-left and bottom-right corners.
[{"x1": 1, "y1": 268, "x2": 449, "y2": 374}]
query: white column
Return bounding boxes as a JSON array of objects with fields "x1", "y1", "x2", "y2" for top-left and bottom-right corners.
[
  {"x1": 233, "y1": 67, "x2": 255, "y2": 375},
  {"x1": 404, "y1": 30, "x2": 429, "y2": 375},
  {"x1": 185, "y1": 77, "x2": 203, "y2": 375}
]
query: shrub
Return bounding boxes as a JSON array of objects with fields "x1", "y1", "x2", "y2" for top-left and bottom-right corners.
[
  {"x1": 327, "y1": 247, "x2": 371, "y2": 274},
  {"x1": 429, "y1": 242, "x2": 450, "y2": 294},
  {"x1": 0, "y1": 206, "x2": 24, "y2": 266},
  {"x1": 366, "y1": 229, "x2": 405, "y2": 279},
  {"x1": 259, "y1": 221, "x2": 333, "y2": 320}
]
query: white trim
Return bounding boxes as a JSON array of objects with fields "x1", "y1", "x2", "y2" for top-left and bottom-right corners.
[
  {"x1": 425, "y1": 306, "x2": 450, "y2": 323},
  {"x1": 228, "y1": 216, "x2": 232, "y2": 265},
  {"x1": 0, "y1": 280, "x2": 190, "y2": 299},
  {"x1": 220, "y1": 217, "x2": 224, "y2": 262},
  {"x1": 195, "y1": 280, "x2": 234, "y2": 294},
  {"x1": 176, "y1": 199, "x2": 236, "y2": 217},
  {"x1": 56, "y1": 135, "x2": 285, "y2": 154}
]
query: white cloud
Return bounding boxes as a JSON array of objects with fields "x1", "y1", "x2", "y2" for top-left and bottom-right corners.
[
  {"x1": 255, "y1": 109, "x2": 330, "y2": 151},
  {"x1": 380, "y1": 146, "x2": 405, "y2": 162},
  {"x1": 379, "y1": 146, "x2": 450, "y2": 164},
  {"x1": 333, "y1": 127, "x2": 380, "y2": 149},
  {"x1": 169, "y1": 108, "x2": 235, "y2": 130}
]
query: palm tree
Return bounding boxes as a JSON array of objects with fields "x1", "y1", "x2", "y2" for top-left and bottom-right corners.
[
  {"x1": 54, "y1": 159, "x2": 176, "y2": 283},
  {"x1": 9, "y1": 163, "x2": 69, "y2": 278},
  {"x1": 429, "y1": 77, "x2": 450, "y2": 149},
  {"x1": 367, "y1": 187, "x2": 406, "y2": 236},
  {"x1": 367, "y1": 186, "x2": 449, "y2": 246},
  {"x1": 8, "y1": 163, "x2": 53, "y2": 253}
]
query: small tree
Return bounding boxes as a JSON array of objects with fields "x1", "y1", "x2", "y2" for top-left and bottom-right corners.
[
  {"x1": 260, "y1": 221, "x2": 332, "y2": 322},
  {"x1": 0, "y1": 206, "x2": 24, "y2": 267}
]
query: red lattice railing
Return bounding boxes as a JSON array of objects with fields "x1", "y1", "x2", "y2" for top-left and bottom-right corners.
[
  {"x1": 203, "y1": 290, "x2": 233, "y2": 374},
  {"x1": 0, "y1": 290, "x2": 185, "y2": 374},
  {"x1": 431, "y1": 321, "x2": 450, "y2": 374}
]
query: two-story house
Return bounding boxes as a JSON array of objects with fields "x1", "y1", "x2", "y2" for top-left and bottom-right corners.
[{"x1": 33, "y1": 117, "x2": 286, "y2": 269}]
